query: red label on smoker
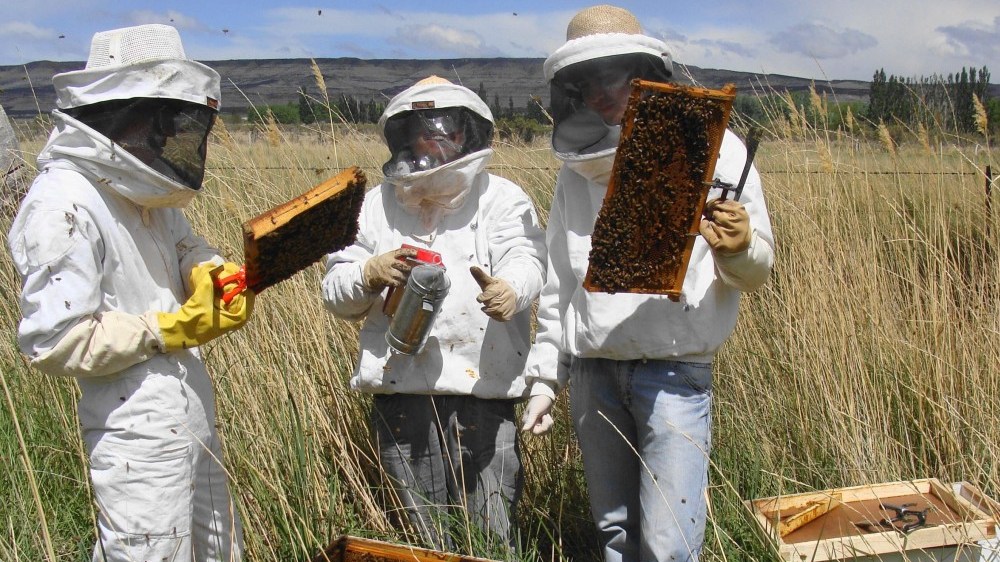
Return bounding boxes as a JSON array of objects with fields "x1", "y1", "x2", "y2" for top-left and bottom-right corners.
[
  {"x1": 383, "y1": 244, "x2": 443, "y2": 317},
  {"x1": 400, "y1": 243, "x2": 443, "y2": 266}
]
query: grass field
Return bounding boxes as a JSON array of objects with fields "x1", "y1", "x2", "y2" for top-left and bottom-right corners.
[{"x1": 2, "y1": 105, "x2": 999, "y2": 561}]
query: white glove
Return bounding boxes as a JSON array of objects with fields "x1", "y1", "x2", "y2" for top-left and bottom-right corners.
[{"x1": 520, "y1": 395, "x2": 555, "y2": 435}]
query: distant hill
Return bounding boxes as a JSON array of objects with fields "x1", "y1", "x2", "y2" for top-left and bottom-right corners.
[{"x1": 0, "y1": 56, "x2": 890, "y2": 119}]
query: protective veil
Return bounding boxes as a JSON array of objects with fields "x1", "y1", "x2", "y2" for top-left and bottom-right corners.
[
  {"x1": 379, "y1": 77, "x2": 495, "y2": 230},
  {"x1": 7, "y1": 25, "x2": 242, "y2": 561},
  {"x1": 545, "y1": 32, "x2": 672, "y2": 186}
]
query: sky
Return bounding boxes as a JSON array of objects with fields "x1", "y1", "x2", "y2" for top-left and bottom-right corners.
[{"x1": 2, "y1": 0, "x2": 999, "y2": 82}]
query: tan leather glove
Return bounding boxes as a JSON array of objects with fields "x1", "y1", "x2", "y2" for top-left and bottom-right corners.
[
  {"x1": 470, "y1": 266, "x2": 517, "y2": 321},
  {"x1": 157, "y1": 263, "x2": 255, "y2": 351},
  {"x1": 699, "y1": 198, "x2": 752, "y2": 255},
  {"x1": 520, "y1": 395, "x2": 555, "y2": 435},
  {"x1": 362, "y1": 247, "x2": 418, "y2": 292}
]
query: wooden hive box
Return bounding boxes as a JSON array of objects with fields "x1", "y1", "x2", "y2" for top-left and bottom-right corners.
[
  {"x1": 746, "y1": 479, "x2": 997, "y2": 562},
  {"x1": 310, "y1": 535, "x2": 501, "y2": 562}
]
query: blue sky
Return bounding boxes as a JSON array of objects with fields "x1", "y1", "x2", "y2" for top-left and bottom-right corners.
[{"x1": 3, "y1": 0, "x2": 999, "y2": 81}]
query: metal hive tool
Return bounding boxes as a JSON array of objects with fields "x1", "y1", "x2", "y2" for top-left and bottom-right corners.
[
  {"x1": 242, "y1": 166, "x2": 366, "y2": 294},
  {"x1": 583, "y1": 80, "x2": 736, "y2": 300}
]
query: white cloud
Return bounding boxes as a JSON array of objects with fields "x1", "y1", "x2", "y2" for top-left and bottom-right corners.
[
  {"x1": 391, "y1": 24, "x2": 492, "y2": 57},
  {"x1": 768, "y1": 22, "x2": 877, "y2": 59},
  {"x1": 935, "y1": 15, "x2": 1000, "y2": 60},
  {"x1": 0, "y1": 22, "x2": 56, "y2": 40}
]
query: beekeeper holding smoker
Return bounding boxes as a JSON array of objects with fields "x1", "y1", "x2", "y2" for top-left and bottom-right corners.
[
  {"x1": 519, "y1": 5, "x2": 776, "y2": 562},
  {"x1": 321, "y1": 76, "x2": 546, "y2": 551},
  {"x1": 7, "y1": 25, "x2": 251, "y2": 561}
]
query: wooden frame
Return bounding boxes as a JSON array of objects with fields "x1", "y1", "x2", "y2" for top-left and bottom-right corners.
[
  {"x1": 583, "y1": 80, "x2": 736, "y2": 300},
  {"x1": 746, "y1": 479, "x2": 996, "y2": 561},
  {"x1": 242, "y1": 166, "x2": 366, "y2": 293},
  {"x1": 311, "y1": 535, "x2": 500, "y2": 562}
]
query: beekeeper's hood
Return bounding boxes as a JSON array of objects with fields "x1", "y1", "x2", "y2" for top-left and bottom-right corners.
[
  {"x1": 544, "y1": 5, "x2": 672, "y2": 184},
  {"x1": 379, "y1": 76, "x2": 494, "y2": 230},
  {"x1": 39, "y1": 24, "x2": 221, "y2": 207}
]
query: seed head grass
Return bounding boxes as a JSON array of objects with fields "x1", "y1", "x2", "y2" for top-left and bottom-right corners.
[{"x1": 1, "y1": 105, "x2": 998, "y2": 561}]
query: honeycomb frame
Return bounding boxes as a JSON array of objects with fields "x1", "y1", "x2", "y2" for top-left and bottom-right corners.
[
  {"x1": 583, "y1": 80, "x2": 736, "y2": 300},
  {"x1": 243, "y1": 166, "x2": 366, "y2": 293}
]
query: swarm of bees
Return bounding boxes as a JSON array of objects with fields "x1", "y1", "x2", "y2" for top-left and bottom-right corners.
[{"x1": 585, "y1": 81, "x2": 735, "y2": 298}]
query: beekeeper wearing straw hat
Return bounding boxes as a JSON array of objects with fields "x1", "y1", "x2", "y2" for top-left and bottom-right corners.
[
  {"x1": 322, "y1": 76, "x2": 545, "y2": 551},
  {"x1": 7, "y1": 24, "x2": 251, "y2": 561},
  {"x1": 521, "y1": 5, "x2": 775, "y2": 562}
]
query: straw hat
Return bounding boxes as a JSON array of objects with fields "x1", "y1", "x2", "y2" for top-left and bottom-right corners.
[
  {"x1": 415, "y1": 75, "x2": 453, "y2": 86},
  {"x1": 566, "y1": 5, "x2": 643, "y2": 40}
]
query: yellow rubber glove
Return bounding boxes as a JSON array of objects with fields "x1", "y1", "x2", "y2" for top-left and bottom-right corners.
[
  {"x1": 470, "y1": 266, "x2": 517, "y2": 321},
  {"x1": 699, "y1": 198, "x2": 752, "y2": 255},
  {"x1": 157, "y1": 263, "x2": 255, "y2": 351},
  {"x1": 362, "y1": 247, "x2": 418, "y2": 292}
]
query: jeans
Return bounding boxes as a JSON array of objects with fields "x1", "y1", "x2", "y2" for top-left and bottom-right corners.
[
  {"x1": 371, "y1": 394, "x2": 522, "y2": 552},
  {"x1": 570, "y1": 358, "x2": 712, "y2": 562}
]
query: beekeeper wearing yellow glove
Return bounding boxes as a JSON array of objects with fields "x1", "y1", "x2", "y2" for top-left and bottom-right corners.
[{"x1": 8, "y1": 25, "x2": 250, "y2": 562}]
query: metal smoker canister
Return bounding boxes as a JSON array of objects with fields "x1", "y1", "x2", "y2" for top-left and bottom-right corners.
[{"x1": 385, "y1": 264, "x2": 450, "y2": 355}]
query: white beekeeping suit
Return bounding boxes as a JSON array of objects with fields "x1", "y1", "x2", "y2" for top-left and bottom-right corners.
[
  {"x1": 520, "y1": 5, "x2": 775, "y2": 562},
  {"x1": 322, "y1": 76, "x2": 546, "y2": 551},
  {"x1": 1, "y1": 103, "x2": 26, "y2": 209},
  {"x1": 7, "y1": 24, "x2": 250, "y2": 562}
]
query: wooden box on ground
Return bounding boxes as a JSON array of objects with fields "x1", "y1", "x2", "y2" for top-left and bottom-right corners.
[
  {"x1": 953, "y1": 482, "x2": 1000, "y2": 562},
  {"x1": 746, "y1": 479, "x2": 996, "y2": 561},
  {"x1": 310, "y1": 535, "x2": 501, "y2": 562}
]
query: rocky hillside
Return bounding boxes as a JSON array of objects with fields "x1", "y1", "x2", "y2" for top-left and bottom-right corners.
[{"x1": 0, "y1": 57, "x2": 873, "y2": 118}]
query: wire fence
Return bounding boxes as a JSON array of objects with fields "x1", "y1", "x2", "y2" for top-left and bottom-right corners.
[{"x1": 207, "y1": 165, "x2": 989, "y2": 177}]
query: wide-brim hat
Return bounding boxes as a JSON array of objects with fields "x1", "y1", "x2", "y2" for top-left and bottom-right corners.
[
  {"x1": 544, "y1": 4, "x2": 672, "y2": 81},
  {"x1": 52, "y1": 24, "x2": 221, "y2": 110}
]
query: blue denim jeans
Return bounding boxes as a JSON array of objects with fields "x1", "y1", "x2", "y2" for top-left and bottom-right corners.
[
  {"x1": 371, "y1": 394, "x2": 522, "y2": 552},
  {"x1": 570, "y1": 358, "x2": 712, "y2": 562}
]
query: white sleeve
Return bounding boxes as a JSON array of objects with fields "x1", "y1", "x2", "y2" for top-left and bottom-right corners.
[
  {"x1": 485, "y1": 181, "x2": 547, "y2": 313},
  {"x1": 10, "y1": 203, "x2": 163, "y2": 378},
  {"x1": 523, "y1": 177, "x2": 574, "y2": 393},
  {"x1": 714, "y1": 230, "x2": 774, "y2": 291},
  {"x1": 321, "y1": 197, "x2": 381, "y2": 321}
]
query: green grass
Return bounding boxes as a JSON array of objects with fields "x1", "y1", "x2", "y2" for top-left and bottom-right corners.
[{"x1": 2, "y1": 106, "x2": 999, "y2": 561}]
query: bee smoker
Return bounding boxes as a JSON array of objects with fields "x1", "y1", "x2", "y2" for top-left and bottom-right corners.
[
  {"x1": 382, "y1": 244, "x2": 443, "y2": 317},
  {"x1": 385, "y1": 264, "x2": 450, "y2": 355}
]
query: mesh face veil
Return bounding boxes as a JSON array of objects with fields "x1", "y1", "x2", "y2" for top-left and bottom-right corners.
[
  {"x1": 550, "y1": 52, "x2": 671, "y2": 155},
  {"x1": 67, "y1": 97, "x2": 216, "y2": 190},
  {"x1": 382, "y1": 107, "x2": 493, "y2": 177}
]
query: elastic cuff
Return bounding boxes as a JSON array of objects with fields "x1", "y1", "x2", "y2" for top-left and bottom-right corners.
[
  {"x1": 140, "y1": 310, "x2": 169, "y2": 353},
  {"x1": 529, "y1": 379, "x2": 558, "y2": 400}
]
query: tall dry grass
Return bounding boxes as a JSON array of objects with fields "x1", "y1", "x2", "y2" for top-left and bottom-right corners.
[{"x1": 2, "y1": 94, "x2": 999, "y2": 561}]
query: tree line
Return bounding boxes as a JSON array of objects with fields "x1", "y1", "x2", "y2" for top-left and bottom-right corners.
[
  {"x1": 867, "y1": 66, "x2": 993, "y2": 133},
  {"x1": 244, "y1": 67, "x2": 999, "y2": 139},
  {"x1": 246, "y1": 81, "x2": 552, "y2": 142}
]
